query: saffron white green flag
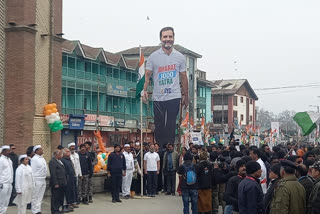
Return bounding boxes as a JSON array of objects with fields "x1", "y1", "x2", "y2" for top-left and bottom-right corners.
[
  {"x1": 136, "y1": 51, "x2": 145, "y2": 98},
  {"x1": 293, "y1": 112, "x2": 320, "y2": 136}
]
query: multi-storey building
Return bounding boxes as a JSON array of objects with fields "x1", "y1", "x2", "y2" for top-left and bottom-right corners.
[
  {"x1": 211, "y1": 79, "x2": 258, "y2": 133},
  {"x1": 196, "y1": 70, "x2": 214, "y2": 123},
  {"x1": 61, "y1": 40, "x2": 154, "y2": 147}
]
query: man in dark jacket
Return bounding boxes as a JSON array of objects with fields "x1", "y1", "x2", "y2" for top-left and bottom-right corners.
[
  {"x1": 49, "y1": 150, "x2": 67, "y2": 214},
  {"x1": 107, "y1": 144, "x2": 126, "y2": 203},
  {"x1": 61, "y1": 148, "x2": 78, "y2": 210},
  {"x1": 224, "y1": 160, "x2": 246, "y2": 213},
  {"x1": 78, "y1": 144, "x2": 93, "y2": 204},
  {"x1": 308, "y1": 161, "x2": 320, "y2": 214},
  {"x1": 8, "y1": 144, "x2": 19, "y2": 206},
  {"x1": 84, "y1": 141, "x2": 96, "y2": 203},
  {"x1": 296, "y1": 163, "x2": 314, "y2": 213},
  {"x1": 177, "y1": 151, "x2": 198, "y2": 214},
  {"x1": 163, "y1": 143, "x2": 179, "y2": 195},
  {"x1": 238, "y1": 161, "x2": 264, "y2": 214}
]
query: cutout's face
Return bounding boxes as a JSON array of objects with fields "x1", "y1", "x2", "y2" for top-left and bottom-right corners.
[{"x1": 160, "y1": 30, "x2": 174, "y2": 50}]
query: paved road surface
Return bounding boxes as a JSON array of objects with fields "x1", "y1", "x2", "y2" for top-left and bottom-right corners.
[{"x1": 7, "y1": 192, "x2": 223, "y2": 214}]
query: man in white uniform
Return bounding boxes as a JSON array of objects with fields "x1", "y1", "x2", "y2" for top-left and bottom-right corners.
[
  {"x1": 68, "y1": 142, "x2": 82, "y2": 204},
  {"x1": 31, "y1": 145, "x2": 48, "y2": 214},
  {"x1": 122, "y1": 144, "x2": 134, "y2": 199},
  {"x1": 249, "y1": 148, "x2": 267, "y2": 194},
  {"x1": 0, "y1": 145, "x2": 13, "y2": 214}
]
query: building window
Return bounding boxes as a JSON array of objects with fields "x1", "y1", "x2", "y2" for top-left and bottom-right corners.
[
  {"x1": 250, "y1": 99, "x2": 253, "y2": 104},
  {"x1": 250, "y1": 115, "x2": 253, "y2": 121},
  {"x1": 233, "y1": 96, "x2": 237, "y2": 106},
  {"x1": 240, "y1": 97, "x2": 244, "y2": 103},
  {"x1": 240, "y1": 114, "x2": 244, "y2": 121}
]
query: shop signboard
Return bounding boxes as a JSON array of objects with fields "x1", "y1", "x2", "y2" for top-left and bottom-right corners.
[
  {"x1": 107, "y1": 83, "x2": 128, "y2": 97},
  {"x1": 99, "y1": 115, "x2": 114, "y2": 127},
  {"x1": 115, "y1": 118, "x2": 125, "y2": 127},
  {"x1": 69, "y1": 114, "x2": 86, "y2": 130},
  {"x1": 84, "y1": 114, "x2": 97, "y2": 126},
  {"x1": 125, "y1": 120, "x2": 137, "y2": 128}
]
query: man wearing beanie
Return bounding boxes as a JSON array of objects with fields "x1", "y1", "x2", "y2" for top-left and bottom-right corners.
[
  {"x1": 224, "y1": 159, "x2": 246, "y2": 214},
  {"x1": 238, "y1": 161, "x2": 264, "y2": 214},
  {"x1": 271, "y1": 160, "x2": 306, "y2": 214},
  {"x1": 177, "y1": 151, "x2": 198, "y2": 214}
]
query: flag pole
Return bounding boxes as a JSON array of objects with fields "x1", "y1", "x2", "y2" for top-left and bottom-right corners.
[{"x1": 139, "y1": 45, "x2": 144, "y2": 197}]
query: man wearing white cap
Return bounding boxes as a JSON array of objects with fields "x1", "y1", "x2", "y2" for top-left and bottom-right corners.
[
  {"x1": 68, "y1": 142, "x2": 82, "y2": 204},
  {"x1": 0, "y1": 145, "x2": 13, "y2": 214},
  {"x1": 122, "y1": 144, "x2": 134, "y2": 199},
  {"x1": 31, "y1": 145, "x2": 48, "y2": 214},
  {"x1": 14, "y1": 154, "x2": 33, "y2": 214}
]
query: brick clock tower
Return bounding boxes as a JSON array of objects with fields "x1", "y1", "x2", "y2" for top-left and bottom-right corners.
[{"x1": 2, "y1": 0, "x2": 63, "y2": 158}]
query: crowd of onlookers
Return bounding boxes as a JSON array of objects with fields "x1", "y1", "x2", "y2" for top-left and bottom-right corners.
[{"x1": 2, "y1": 140, "x2": 320, "y2": 214}]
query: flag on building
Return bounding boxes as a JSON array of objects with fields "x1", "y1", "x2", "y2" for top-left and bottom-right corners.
[
  {"x1": 293, "y1": 112, "x2": 320, "y2": 136},
  {"x1": 136, "y1": 50, "x2": 145, "y2": 98}
]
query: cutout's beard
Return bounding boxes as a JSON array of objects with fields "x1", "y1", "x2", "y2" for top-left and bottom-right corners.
[{"x1": 162, "y1": 41, "x2": 173, "y2": 50}]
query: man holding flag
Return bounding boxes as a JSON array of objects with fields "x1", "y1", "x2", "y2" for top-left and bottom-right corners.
[{"x1": 137, "y1": 26, "x2": 188, "y2": 148}]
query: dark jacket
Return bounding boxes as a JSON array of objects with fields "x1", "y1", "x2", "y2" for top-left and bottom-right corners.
[
  {"x1": 271, "y1": 175, "x2": 306, "y2": 214},
  {"x1": 49, "y1": 158, "x2": 67, "y2": 187},
  {"x1": 61, "y1": 157, "x2": 76, "y2": 179},
  {"x1": 107, "y1": 152, "x2": 126, "y2": 174},
  {"x1": 264, "y1": 178, "x2": 281, "y2": 214},
  {"x1": 238, "y1": 175, "x2": 264, "y2": 214},
  {"x1": 163, "y1": 151, "x2": 179, "y2": 173},
  {"x1": 79, "y1": 152, "x2": 93, "y2": 176},
  {"x1": 9, "y1": 153, "x2": 19, "y2": 172},
  {"x1": 196, "y1": 160, "x2": 213, "y2": 190},
  {"x1": 298, "y1": 176, "x2": 314, "y2": 207},
  {"x1": 224, "y1": 174, "x2": 245, "y2": 212},
  {"x1": 61, "y1": 157, "x2": 77, "y2": 204},
  {"x1": 308, "y1": 177, "x2": 320, "y2": 214},
  {"x1": 177, "y1": 161, "x2": 198, "y2": 190}
]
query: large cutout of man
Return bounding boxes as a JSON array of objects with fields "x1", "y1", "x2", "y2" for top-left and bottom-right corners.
[{"x1": 143, "y1": 27, "x2": 188, "y2": 148}]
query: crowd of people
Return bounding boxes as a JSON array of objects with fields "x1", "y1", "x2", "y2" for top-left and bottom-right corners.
[
  {"x1": 0, "y1": 141, "x2": 96, "y2": 214},
  {"x1": 2, "y1": 140, "x2": 320, "y2": 214}
]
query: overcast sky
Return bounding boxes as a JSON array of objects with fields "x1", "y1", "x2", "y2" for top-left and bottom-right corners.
[{"x1": 63, "y1": 0, "x2": 320, "y2": 114}]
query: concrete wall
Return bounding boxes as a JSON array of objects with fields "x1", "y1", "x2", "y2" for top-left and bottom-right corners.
[
  {"x1": 0, "y1": 0, "x2": 5, "y2": 146},
  {"x1": 233, "y1": 94, "x2": 247, "y2": 125}
]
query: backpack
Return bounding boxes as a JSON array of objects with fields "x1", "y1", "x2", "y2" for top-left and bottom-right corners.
[{"x1": 184, "y1": 164, "x2": 196, "y2": 185}]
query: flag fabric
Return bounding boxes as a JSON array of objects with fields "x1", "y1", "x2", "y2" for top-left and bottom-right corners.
[
  {"x1": 181, "y1": 112, "x2": 189, "y2": 128},
  {"x1": 136, "y1": 50, "x2": 145, "y2": 98},
  {"x1": 201, "y1": 117, "x2": 205, "y2": 132},
  {"x1": 293, "y1": 112, "x2": 320, "y2": 136}
]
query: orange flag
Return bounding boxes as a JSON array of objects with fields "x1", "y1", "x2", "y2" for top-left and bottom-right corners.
[{"x1": 181, "y1": 112, "x2": 189, "y2": 128}]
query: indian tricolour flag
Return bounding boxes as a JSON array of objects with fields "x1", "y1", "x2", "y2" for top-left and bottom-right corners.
[
  {"x1": 294, "y1": 112, "x2": 320, "y2": 136},
  {"x1": 136, "y1": 50, "x2": 145, "y2": 98}
]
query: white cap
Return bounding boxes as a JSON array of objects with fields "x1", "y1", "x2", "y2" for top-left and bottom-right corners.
[
  {"x1": 19, "y1": 154, "x2": 28, "y2": 161},
  {"x1": 135, "y1": 142, "x2": 140, "y2": 146},
  {"x1": 1, "y1": 145, "x2": 10, "y2": 150},
  {"x1": 68, "y1": 142, "x2": 76, "y2": 148},
  {"x1": 124, "y1": 144, "x2": 130, "y2": 147},
  {"x1": 33, "y1": 145, "x2": 42, "y2": 152}
]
